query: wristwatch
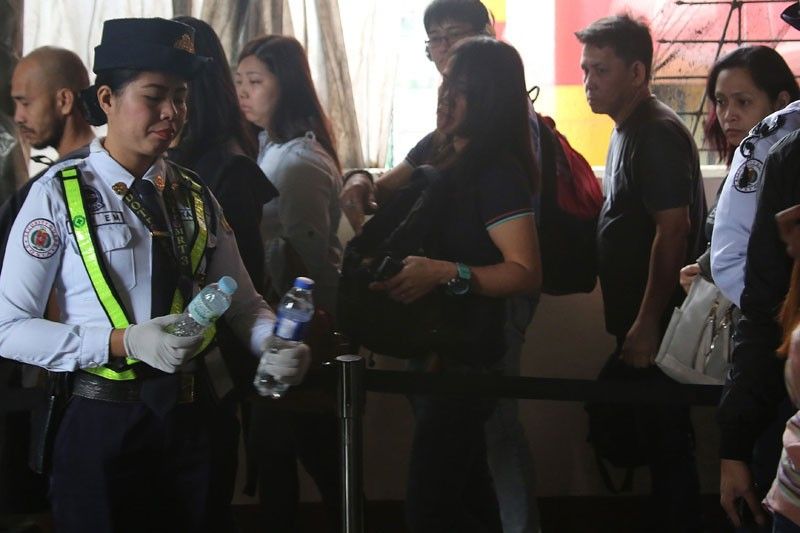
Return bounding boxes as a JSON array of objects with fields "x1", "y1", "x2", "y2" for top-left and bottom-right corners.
[{"x1": 446, "y1": 262, "x2": 472, "y2": 296}]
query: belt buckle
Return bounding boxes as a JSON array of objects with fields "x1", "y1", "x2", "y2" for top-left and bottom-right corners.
[{"x1": 178, "y1": 374, "x2": 195, "y2": 404}]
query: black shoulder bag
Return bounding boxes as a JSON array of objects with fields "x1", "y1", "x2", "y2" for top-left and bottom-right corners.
[{"x1": 338, "y1": 166, "x2": 505, "y2": 363}]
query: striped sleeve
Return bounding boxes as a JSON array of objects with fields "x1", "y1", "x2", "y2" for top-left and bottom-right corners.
[{"x1": 485, "y1": 207, "x2": 534, "y2": 230}]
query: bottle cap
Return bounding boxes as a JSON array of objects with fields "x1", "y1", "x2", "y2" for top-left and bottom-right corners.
[
  {"x1": 293, "y1": 277, "x2": 314, "y2": 290},
  {"x1": 218, "y1": 276, "x2": 238, "y2": 295}
]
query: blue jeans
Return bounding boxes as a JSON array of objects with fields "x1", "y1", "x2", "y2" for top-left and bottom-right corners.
[
  {"x1": 405, "y1": 360, "x2": 502, "y2": 533},
  {"x1": 734, "y1": 398, "x2": 796, "y2": 533},
  {"x1": 484, "y1": 295, "x2": 540, "y2": 533}
]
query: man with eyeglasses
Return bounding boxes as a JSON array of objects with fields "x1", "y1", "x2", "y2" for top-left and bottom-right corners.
[{"x1": 340, "y1": 1, "x2": 542, "y2": 532}]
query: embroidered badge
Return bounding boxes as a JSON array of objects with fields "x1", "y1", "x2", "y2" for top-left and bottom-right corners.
[
  {"x1": 83, "y1": 186, "x2": 105, "y2": 213},
  {"x1": 733, "y1": 159, "x2": 763, "y2": 193},
  {"x1": 112, "y1": 182, "x2": 128, "y2": 195},
  {"x1": 23, "y1": 218, "x2": 59, "y2": 259},
  {"x1": 174, "y1": 33, "x2": 195, "y2": 54}
]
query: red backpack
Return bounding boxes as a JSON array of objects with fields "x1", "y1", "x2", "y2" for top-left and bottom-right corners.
[
  {"x1": 536, "y1": 112, "x2": 603, "y2": 295},
  {"x1": 539, "y1": 115, "x2": 603, "y2": 219}
]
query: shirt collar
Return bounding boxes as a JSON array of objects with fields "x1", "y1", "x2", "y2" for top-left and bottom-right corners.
[{"x1": 89, "y1": 137, "x2": 169, "y2": 192}]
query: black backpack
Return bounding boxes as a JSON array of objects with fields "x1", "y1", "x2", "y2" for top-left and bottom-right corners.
[{"x1": 337, "y1": 166, "x2": 505, "y2": 363}]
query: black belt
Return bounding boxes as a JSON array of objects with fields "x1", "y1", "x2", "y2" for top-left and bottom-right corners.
[{"x1": 72, "y1": 370, "x2": 196, "y2": 404}]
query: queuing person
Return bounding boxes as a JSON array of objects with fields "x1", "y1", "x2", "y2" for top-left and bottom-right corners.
[
  {"x1": 712, "y1": 8, "x2": 800, "y2": 529},
  {"x1": 0, "y1": 18, "x2": 310, "y2": 532},
  {"x1": 341, "y1": 2, "x2": 542, "y2": 531},
  {"x1": 710, "y1": 14, "x2": 800, "y2": 533},
  {"x1": 168, "y1": 16, "x2": 278, "y2": 532},
  {"x1": 365, "y1": 36, "x2": 541, "y2": 531},
  {"x1": 680, "y1": 46, "x2": 798, "y2": 293},
  {"x1": 577, "y1": 14, "x2": 706, "y2": 532},
  {"x1": 236, "y1": 34, "x2": 343, "y2": 531}
]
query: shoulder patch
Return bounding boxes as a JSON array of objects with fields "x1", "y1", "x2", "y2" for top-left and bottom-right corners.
[
  {"x1": 733, "y1": 159, "x2": 763, "y2": 193},
  {"x1": 23, "y1": 218, "x2": 60, "y2": 259},
  {"x1": 752, "y1": 114, "x2": 786, "y2": 138}
]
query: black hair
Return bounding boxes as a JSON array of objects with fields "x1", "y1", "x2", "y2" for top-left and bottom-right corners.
[
  {"x1": 79, "y1": 68, "x2": 141, "y2": 126},
  {"x1": 238, "y1": 35, "x2": 340, "y2": 172},
  {"x1": 575, "y1": 14, "x2": 653, "y2": 80},
  {"x1": 703, "y1": 45, "x2": 799, "y2": 164},
  {"x1": 171, "y1": 16, "x2": 258, "y2": 162},
  {"x1": 0, "y1": 43, "x2": 18, "y2": 116},
  {"x1": 423, "y1": 0, "x2": 492, "y2": 33},
  {"x1": 430, "y1": 36, "x2": 538, "y2": 194}
]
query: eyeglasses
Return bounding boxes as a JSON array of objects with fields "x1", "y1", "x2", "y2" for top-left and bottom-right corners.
[{"x1": 425, "y1": 28, "x2": 474, "y2": 51}]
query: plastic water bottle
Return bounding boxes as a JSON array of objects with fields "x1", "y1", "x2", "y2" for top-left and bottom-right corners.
[
  {"x1": 255, "y1": 277, "x2": 315, "y2": 398},
  {"x1": 166, "y1": 276, "x2": 238, "y2": 336}
]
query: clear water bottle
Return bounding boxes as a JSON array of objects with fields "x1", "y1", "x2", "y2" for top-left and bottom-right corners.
[
  {"x1": 255, "y1": 277, "x2": 315, "y2": 398},
  {"x1": 166, "y1": 276, "x2": 238, "y2": 336}
]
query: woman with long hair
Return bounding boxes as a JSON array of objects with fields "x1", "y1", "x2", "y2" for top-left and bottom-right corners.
[
  {"x1": 680, "y1": 46, "x2": 798, "y2": 291},
  {"x1": 236, "y1": 35, "x2": 343, "y2": 531},
  {"x1": 168, "y1": 17, "x2": 278, "y2": 532},
  {"x1": 367, "y1": 36, "x2": 541, "y2": 531},
  {"x1": 236, "y1": 35, "x2": 342, "y2": 311},
  {"x1": 170, "y1": 17, "x2": 276, "y2": 290}
]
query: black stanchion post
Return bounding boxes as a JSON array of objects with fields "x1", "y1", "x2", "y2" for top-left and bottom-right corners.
[{"x1": 336, "y1": 354, "x2": 365, "y2": 533}]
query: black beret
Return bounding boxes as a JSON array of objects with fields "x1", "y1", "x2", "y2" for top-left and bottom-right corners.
[{"x1": 93, "y1": 18, "x2": 209, "y2": 79}]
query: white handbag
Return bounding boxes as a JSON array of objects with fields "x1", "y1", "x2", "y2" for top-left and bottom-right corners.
[{"x1": 655, "y1": 276, "x2": 733, "y2": 385}]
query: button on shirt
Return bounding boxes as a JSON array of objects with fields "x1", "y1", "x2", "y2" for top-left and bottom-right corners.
[
  {"x1": 711, "y1": 100, "x2": 800, "y2": 307},
  {"x1": 0, "y1": 138, "x2": 274, "y2": 371}
]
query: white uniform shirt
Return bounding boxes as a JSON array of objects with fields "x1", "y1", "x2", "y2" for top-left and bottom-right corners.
[
  {"x1": 0, "y1": 139, "x2": 274, "y2": 371},
  {"x1": 711, "y1": 100, "x2": 800, "y2": 306}
]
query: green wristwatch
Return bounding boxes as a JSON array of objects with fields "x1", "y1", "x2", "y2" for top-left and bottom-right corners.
[{"x1": 446, "y1": 262, "x2": 472, "y2": 296}]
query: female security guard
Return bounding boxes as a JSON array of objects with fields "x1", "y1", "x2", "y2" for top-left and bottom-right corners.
[{"x1": 0, "y1": 18, "x2": 309, "y2": 533}]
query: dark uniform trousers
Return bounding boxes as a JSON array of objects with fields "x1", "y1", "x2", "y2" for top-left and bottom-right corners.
[{"x1": 50, "y1": 394, "x2": 215, "y2": 533}]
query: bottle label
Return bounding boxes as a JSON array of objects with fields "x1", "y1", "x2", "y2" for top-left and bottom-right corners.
[
  {"x1": 274, "y1": 316, "x2": 309, "y2": 341},
  {"x1": 187, "y1": 298, "x2": 217, "y2": 327}
]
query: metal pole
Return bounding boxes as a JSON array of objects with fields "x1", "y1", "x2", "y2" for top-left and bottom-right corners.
[{"x1": 336, "y1": 354, "x2": 365, "y2": 533}]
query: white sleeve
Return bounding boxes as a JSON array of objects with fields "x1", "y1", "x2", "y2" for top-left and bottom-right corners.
[
  {"x1": 710, "y1": 151, "x2": 763, "y2": 307},
  {"x1": 0, "y1": 178, "x2": 111, "y2": 371},
  {"x1": 204, "y1": 194, "x2": 275, "y2": 356}
]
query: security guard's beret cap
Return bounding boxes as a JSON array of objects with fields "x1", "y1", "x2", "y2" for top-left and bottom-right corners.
[
  {"x1": 782, "y1": 3, "x2": 800, "y2": 31},
  {"x1": 93, "y1": 18, "x2": 209, "y2": 79}
]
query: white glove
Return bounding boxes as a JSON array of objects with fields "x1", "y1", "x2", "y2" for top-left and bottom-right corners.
[
  {"x1": 123, "y1": 315, "x2": 204, "y2": 374},
  {"x1": 256, "y1": 341, "x2": 311, "y2": 387}
]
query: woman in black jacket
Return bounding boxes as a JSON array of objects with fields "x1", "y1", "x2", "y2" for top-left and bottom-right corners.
[{"x1": 169, "y1": 17, "x2": 277, "y2": 532}]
